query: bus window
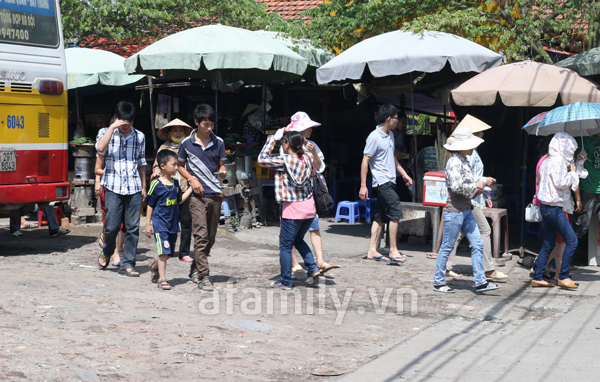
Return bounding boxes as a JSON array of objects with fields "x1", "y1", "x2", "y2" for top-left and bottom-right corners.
[{"x1": 0, "y1": 0, "x2": 59, "y2": 48}]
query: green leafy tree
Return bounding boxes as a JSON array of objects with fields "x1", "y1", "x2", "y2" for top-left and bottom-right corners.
[
  {"x1": 60, "y1": 0, "x2": 284, "y2": 46},
  {"x1": 301, "y1": 0, "x2": 600, "y2": 63}
]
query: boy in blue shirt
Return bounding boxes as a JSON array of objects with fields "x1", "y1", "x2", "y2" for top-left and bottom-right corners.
[{"x1": 145, "y1": 150, "x2": 193, "y2": 290}]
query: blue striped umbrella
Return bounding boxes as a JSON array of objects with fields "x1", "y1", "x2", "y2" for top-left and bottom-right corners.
[{"x1": 523, "y1": 102, "x2": 600, "y2": 139}]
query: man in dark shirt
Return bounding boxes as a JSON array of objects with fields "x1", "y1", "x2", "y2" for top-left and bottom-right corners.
[{"x1": 178, "y1": 104, "x2": 227, "y2": 291}]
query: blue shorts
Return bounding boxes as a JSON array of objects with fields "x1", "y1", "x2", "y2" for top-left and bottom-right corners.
[
  {"x1": 309, "y1": 215, "x2": 320, "y2": 231},
  {"x1": 153, "y1": 232, "x2": 178, "y2": 257}
]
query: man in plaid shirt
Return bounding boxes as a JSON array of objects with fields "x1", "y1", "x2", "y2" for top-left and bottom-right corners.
[{"x1": 96, "y1": 101, "x2": 147, "y2": 277}]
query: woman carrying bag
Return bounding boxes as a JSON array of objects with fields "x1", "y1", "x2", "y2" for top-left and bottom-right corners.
[
  {"x1": 532, "y1": 132, "x2": 580, "y2": 289},
  {"x1": 258, "y1": 115, "x2": 323, "y2": 289}
]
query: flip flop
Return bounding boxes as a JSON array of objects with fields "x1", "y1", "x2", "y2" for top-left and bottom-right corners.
[
  {"x1": 97, "y1": 252, "x2": 110, "y2": 270},
  {"x1": 426, "y1": 253, "x2": 437, "y2": 259},
  {"x1": 365, "y1": 255, "x2": 390, "y2": 262},
  {"x1": 389, "y1": 256, "x2": 407, "y2": 264},
  {"x1": 319, "y1": 263, "x2": 336, "y2": 274}
]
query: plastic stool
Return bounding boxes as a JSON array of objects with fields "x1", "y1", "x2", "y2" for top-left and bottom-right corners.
[
  {"x1": 357, "y1": 198, "x2": 376, "y2": 223},
  {"x1": 221, "y1": 196, "x2": 237, "y2": 218},
  {"x1": 334, "y1": 201, "x2": 360, "y2": 224},
  {"x1": 38, "y1": 205, "x2": 65, "y2": 227}
]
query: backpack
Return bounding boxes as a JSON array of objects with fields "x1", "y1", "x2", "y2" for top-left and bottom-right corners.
[{"x1": 312, "y1": 172, "x2": 334, "y2": 215}]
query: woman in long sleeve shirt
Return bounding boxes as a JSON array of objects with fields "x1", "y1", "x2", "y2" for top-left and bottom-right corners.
[
  {"x1": 533, "y1": 132, "x2": 579, "y2": 289},
  {"x1": 433, "y1": 126, "x2": 500, "y2": 294}
]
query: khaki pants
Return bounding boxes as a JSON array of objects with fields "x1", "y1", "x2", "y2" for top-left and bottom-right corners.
[
  {"x1": 446, "y1": 206, "x2": 494, "y2": 272},
  {"x1": 190, "y1": 195, "x2": 223, "y2": 279}
]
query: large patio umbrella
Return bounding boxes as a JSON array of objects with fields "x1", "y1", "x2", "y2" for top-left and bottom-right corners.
[
  {"x1": 316, "y1": 30, "x2": 503, "y2": 90},
  {"x1": 451, "y1": 60, "x2": 600, "y2": 107},
  {"x1": 316, "y1": 30, "x2": 503, "y2": 200},
  {"x1": 124, "y1": 25, "x2": 308, "y2": 85},
  {"x1": 555, "y1": 47, "x2": 600, "y2": 78},
  {"x1": 66, "y1": 47, "x2": 146, "y2": 132},
  {"x1": 253, "y1": 30, "x2": 334, "y2": 78},
  {"x1": 451, "y1": 61, "x2": 600, "y2": 255},
  {"x1": 66, "y1": 47, "x2": 144, "y2": 89}
]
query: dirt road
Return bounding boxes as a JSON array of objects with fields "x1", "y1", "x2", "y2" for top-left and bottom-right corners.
[{"x1": 0, "y1": 222, "x2": 590, "y2": 381}]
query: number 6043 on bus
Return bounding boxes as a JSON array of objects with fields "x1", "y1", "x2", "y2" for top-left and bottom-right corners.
[{"x1": 5, "y1": 115, "x2": 25, "y2": 129}]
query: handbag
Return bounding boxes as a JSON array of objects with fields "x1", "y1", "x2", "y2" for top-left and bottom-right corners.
[
  {"x1": 525, "y1": 203, "x2": 542, "y2": 222},
  {"x1": 312, "y1": 172, "x2": 334, "y2": 215}
]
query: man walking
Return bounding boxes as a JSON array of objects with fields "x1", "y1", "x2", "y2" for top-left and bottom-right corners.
[
  {"x1": 96, "y1": 101, "x2": 147, "y2": 277},
  {"x1": 359, "y1": 104, "x2": 413, "y2": 264},
  {"x1": 178, "y1": 104, "x2": 227, "y2": 291}
]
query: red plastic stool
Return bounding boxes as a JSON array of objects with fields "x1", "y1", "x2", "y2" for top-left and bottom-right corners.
[{"x1": 38, "y1": 205, "x2": 65, "y2": 227}]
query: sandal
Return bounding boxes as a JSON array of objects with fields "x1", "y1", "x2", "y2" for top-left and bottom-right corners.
[
  {"x1": 199, "y1": 277, "x2": 213, "y2": 291},
  {"x1": 157, "y1": 279, "x2": 171, "y2": 290},
  {"x1": 98, "y1": 231, "x2": 105, "y2": 248},
  {"x1": 189, "y1": 268, "x2": 200, "y2": 283},
  {"x1": 149, "y1": 260, "x2": 159, "y2": 283},
  {"x1": 292, "y1": 264, "x2": 305, "y2": 273},
  {"x1": 118, "y1": 268, "x2": 140, "y2": 277},
  {"x1": 319, "y1": 262, "x2": 336, "y2": 274},
  {"x1": 97, "y1": 251, "x2": 110, "y2": 269},
  {"x1": 426, "y1": 253, "x2": 437, "y2": 259}
]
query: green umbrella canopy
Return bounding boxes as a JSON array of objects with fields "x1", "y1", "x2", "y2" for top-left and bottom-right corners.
[
  {"x1": 555, "y1": 47, "x2": 600, "y2": 77},
  {"x1": 124, "y1": 25, "x2": 308, "y2": 85},
  {"x1": 253, "y1": 30, "x2": 334, "y2": 69},
  {"x1": 66, "y1": 47, "x2": 145, "y2": 90}
]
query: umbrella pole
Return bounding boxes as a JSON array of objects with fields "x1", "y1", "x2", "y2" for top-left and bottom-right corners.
[
  {"x1": 215, "y1": 89, "x2": 218, "y2": 135},
  {"x1": 262, "y1": 83, "x2": 267, "y2": 133},
  {"x1": 410, "y1": 73, "x2": 420, "y2": 202},
  {"x1": 147, "y1": 75, "x2": 158, "y2": 154}
]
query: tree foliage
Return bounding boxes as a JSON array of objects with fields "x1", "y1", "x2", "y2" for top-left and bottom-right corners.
[
  {"x1": 60, "y1": 0, "x2": 285, "y2": 46},
  {"x1": 301, "y1": 0, "x2": 600, "y2": 63}
]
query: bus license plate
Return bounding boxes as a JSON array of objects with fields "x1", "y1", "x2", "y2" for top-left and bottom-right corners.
[{"x1": 0, "y1": 150, "x2": 16, "y2": 172}]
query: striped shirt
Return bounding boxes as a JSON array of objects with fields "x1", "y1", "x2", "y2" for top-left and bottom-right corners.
[
  {"x1": 178, "y1": 130, "x2": 226, "y2": 198},
  {"x1": 258, "y1": 135, "x2": 314, "y2": 203},
  {"x1": 95, "y1": 127, "x2": 147, "y2": 195}
]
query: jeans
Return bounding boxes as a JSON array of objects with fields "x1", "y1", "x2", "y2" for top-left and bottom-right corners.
[
  {"x1": 10, "y1": 207, "x2": 59, "y2": 234},
  {"x1": 279, "y1": 218, "x2": 319, "y2": 286},
  {"x1": 178, "y1": 197, "x2": 192, "y2": 258},
  {"x1": 434, "y1": 209, "x2": 486, "y2": 287},
  {"x1": 446, "y1": 206, "x2": 495, "y2": 272},
  {"x1": 534, "y1": 204, "x2": 578, "y2": 281},
  {"x1": 103, "y1": 190, "x2": 142, "y2": 270}
]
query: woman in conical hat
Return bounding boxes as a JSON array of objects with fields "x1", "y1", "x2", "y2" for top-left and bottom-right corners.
[{"x1": 433, "y1": 125, "x2": 500, "y2": 294}]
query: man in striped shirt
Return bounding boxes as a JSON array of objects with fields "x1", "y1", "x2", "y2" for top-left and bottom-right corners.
[
  {"x1": 96, "y1": 101, "x2": 147, "y2": 277},
  {"x1": 178, "y1": 104, "x2": 227, "y2": 291}
]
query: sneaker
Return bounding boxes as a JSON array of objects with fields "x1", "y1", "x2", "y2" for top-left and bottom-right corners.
[
  {"x1": 10, "y1": 230, "x2": 24, "y2": 237},
  {"x1": 50, "y1": 228, "x2": 70, "y2": 238},
  {"x1": 271, "y1": 281, "x2": 293, "y2": 290},
  {"x1": 179, "y1": 255, "x2": 194, "y2": 262},
  {"x1": 305, "y1": 270, "x2": 320, "y2": 285},
  {"x1": 433, "y1": 284, "x2": 455, "y2": 293},
  {"x1": 476, "y1": 282, "x2": 500, "y2": 292}
]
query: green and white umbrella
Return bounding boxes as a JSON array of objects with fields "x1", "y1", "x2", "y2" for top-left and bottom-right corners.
[
  {"x1": 66, "y1": 47, "x2": 145, "y2": 90},
  {"x1": 555, "y1": 47, "x2": 600, "y2": 78},
  {"x1": 124, "y1": 25, "x2": 308, "y2": 85}
]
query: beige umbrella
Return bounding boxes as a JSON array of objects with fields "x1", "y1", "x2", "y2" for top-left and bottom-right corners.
[{"x1": 451, "y1": 60, "x2": 600, "y2": 107}]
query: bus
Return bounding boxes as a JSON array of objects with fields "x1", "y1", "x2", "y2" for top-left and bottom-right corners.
[{"x1": 0, "y1": 0, "x2": 69, "y2": 219}]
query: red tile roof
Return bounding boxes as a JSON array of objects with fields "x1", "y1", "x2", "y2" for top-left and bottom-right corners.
[{"x1": 258, "y1": 0, "x2": 323, "y2": 21}]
